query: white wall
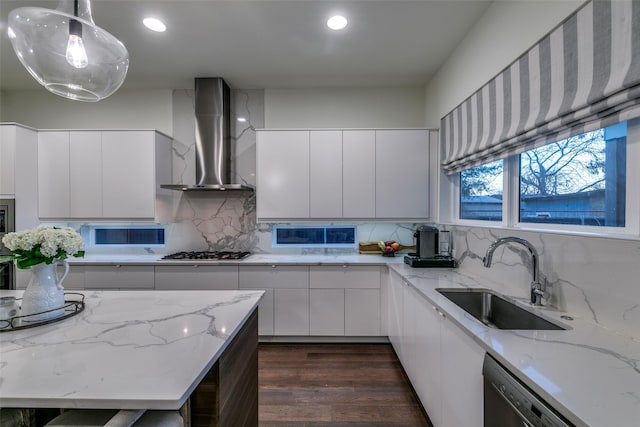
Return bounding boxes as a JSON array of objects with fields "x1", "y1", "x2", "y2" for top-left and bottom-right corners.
[
  {"x1": 0, "y1": 89, "x2": 173, "y2": 135},
  {"x1": 424, "y1": 0, "x2": 585, "y2": 127},
  {"x1": 265, "y1": 87, "x2": 426, "y2": 128}
]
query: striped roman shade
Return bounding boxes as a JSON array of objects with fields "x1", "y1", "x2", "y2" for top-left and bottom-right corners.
[{"x1": 441, "y1": 0, "x2": 640, "y2": 174}]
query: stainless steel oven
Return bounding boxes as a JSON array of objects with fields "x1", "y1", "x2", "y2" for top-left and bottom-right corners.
[
  {"x1": 0, "y1": 199, "x2": 15, "y2": 289},
  {"x1": 483, "y1": 353, "x2": 574, "y2": 427}
]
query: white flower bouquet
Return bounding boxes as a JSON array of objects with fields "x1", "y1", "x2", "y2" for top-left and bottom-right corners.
[{"x1": 0, "y1": 226, "x2": 85, "y2": 269}]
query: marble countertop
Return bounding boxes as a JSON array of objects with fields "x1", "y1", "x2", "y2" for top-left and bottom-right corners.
[
  {"x1": 388, "y1": 264, "x2": 640, "y2": 427},
  {"x1": 0, "y1": 290, "x2": 264, "y2": 410},
  {"x1": 66, "y1": 253, "x2": 408, "y2": 265}
]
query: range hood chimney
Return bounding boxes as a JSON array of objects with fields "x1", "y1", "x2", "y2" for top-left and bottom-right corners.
[{"x1": 161, "y1": 77, "x2": 252, "y2": 191}]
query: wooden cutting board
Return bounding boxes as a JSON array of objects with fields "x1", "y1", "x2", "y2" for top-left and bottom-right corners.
[{"x1": 358, "y1": 242, "x2": 416, "y2": 254}]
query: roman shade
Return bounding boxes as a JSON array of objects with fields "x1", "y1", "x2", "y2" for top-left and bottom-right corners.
[{"x1": 440, "y1": 0, "x2": 640, "y2": 174}]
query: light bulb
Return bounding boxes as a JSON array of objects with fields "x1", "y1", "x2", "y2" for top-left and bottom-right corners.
[
  {"x1": 66, "y1": 19, "x2": 88, "y2": 69},
  {"x1": 66, "y1": 34, "x2": 88, "y2": 68}
]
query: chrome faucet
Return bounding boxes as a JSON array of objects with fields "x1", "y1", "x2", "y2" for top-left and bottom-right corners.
[{"x1": 483, "y1": 237, "x2": 545, "y2": 306}]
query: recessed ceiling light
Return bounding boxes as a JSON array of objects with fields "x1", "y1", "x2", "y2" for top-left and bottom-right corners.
[
  {"x1": 143, "y1": 17, "x2": 166, "y2": 33},
  {"x1": 237, "y1": 117, "x2": 247, "y2": 122},
  {"x1": 327, "y1": 15, "x2": 347, "y2": 31}
]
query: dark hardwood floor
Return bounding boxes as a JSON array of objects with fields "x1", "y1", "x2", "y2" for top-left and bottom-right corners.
[{"x1": 258, "y1": 343, "x2": 433, "y2": 427}]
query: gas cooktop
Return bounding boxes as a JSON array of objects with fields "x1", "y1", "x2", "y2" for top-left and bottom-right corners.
[{"x1": 161, "y1": 251, "x2": 251, "y2": 261}]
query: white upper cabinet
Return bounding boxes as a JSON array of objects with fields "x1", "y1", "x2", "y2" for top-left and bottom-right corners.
[
  {"x1": 375, "y1": 129, "x2": 429, "y2": 219},
  {"x1": 257, "y1": 128, "x2": 431, "y2": 221},
  {"x1": 0, "y1": 125, "x2": 17, "y2": 196},
  {"x1": 309, "y1": 130, "x2": 342, "y2": 218},
  {"x1": 38, "y1": 130, "x2": 172, "y2": 221},
  {"x1": 343, "y1": 130, "x2": 376, "y2": 218},
  {"x1": 257, "y1": 130, "x2": 310, "y2": 219}
]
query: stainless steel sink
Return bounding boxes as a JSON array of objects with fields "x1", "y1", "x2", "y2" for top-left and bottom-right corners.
[{"x1": 436, "y1": 288, "x2": 567, "y2": 330}]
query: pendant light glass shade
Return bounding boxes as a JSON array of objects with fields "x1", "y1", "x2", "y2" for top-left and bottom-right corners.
[{"x1": 8, "y1": 0, "x2": 129, "y2": 102}]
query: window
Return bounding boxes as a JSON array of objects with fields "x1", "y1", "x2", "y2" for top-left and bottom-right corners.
[
  {"x1": 84, "y1": 225, "x2": 165, "y2": 246},
  {"x1": 272, "y1": 225, "x2": 356, "y2": 248},
  {"x1": 452, "y1": 119, "x2": 637, "y2": 235},
  {"x1": 459, "y1": 160, "x2": 503, "y2": 222},
  {"x1": 519, "y1": 123, "x2": 626, "y2": 227}
]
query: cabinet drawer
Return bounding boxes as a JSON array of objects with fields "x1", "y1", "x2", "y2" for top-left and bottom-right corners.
[
  {"x1": 309, "y1": 265, "x2": 380, "y2": 289},
  {"x1": 239, "y1": 265, "x2": 309, "y2": 289},
  {"x1": 61, "y1": 265, "x2": 85, "y2": 290},
  {"x1": 84, "y1": 265, "x2": 154, "y2": 289},
  {"x1": 154, "y1": 265, "x2": 239, "y2": 290}
]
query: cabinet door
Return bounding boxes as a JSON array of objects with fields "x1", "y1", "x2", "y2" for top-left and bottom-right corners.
[
  {"x1": 414, "y1": 288, "x2": 443, "y2": 427},
  {"x1": 343, "y1": 130, "x2": 375, "y2": 218},
  {"x1": 310, "y1": 289, "x2": 344, "y2": 335},
  {"x1": 309, "y1": 130, "x2": 342, "y2": 218},
  {"x1": 375, "y1": 130, "x2": 429, "y2": 218},
  {"x1": 38, "y1": 132, "x2": 70, "y2": 218},
  {"x1": 345, "y1": 288, "x2": 380, "y2": 336},
  {"x1": 387, "y1": 271, "x2": 404, "y2": 359},
  {"x1": 84, "y1": 265, "x2": 155, "y2": 289},
  {"x1": 402, "y1": 282, "x2": 417, "y2": 381},
  {"x1": 256, "y1": 288, "x2": 275, "y2": 336},
  {"x1": 101, "y1": 131, "x2": 155, "y2": 218},
  {"x1": 274, "y1": 288, "x2": 309, "y2": 335},
  {"x1": 154, "y1": 265, "x2": 239, "y2": 290},
  {"x1": 256, "y1": 131, "x2": 310, "y2": 219},
  {"x1": 0, "y1": 125, "x2": 16, "y2": 196},
  {"x1": 440, "y1": 314, "x2": 485, "y2": 427},
  {"x1": 69, "y1": 131, "x2": 102, "y2": 218}
]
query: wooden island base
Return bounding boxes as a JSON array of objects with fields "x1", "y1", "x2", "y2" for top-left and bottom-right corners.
[{"x1": 185, "y1": 309, "x2": 258, "y2": 427}]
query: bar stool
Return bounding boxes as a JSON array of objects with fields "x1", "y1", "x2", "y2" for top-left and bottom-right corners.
[{"x1": 45, "y1": 409, "x2": 183, "y2": 427}]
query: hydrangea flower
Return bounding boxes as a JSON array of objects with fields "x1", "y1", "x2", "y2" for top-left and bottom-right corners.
[{"x1": 1, "y1": 226, "x2": 85, "y2": 269}]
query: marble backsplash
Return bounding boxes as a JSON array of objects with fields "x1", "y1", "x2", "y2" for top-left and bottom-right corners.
[{"x1": 450, "y1": 225, "x2": 640, "y2": 340}]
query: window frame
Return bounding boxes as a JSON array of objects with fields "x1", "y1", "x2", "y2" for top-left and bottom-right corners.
[
  {"x1": 448, "y1": 118, "x2": 640, "y2": 239},
  {"x1": 82, "y1": 224, "x2": 166, "y2": 248},
  {"x1": 271, "y1": 224, "x2": 358, "y2": 248}
]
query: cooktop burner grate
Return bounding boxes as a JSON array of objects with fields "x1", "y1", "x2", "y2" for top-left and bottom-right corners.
[{"x1": 161, "y1": 251, "x2": 251, "y2": 260}]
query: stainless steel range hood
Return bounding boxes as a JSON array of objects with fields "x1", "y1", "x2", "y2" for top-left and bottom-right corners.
[{"x1": 161, "y1": 78, "x2": 253, "y2": 191}]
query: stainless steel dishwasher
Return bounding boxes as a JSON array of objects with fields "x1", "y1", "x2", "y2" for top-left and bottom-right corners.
[{"x1": 483, "y1": 354, "x2": 574, "y2": 427}]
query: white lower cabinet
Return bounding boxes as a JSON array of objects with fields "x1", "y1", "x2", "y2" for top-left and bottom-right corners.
[
  {"x1": 239, "y1": 265, "x2": 310, "y2": 336},
  {"x1": 84, "y1": 265, "x2": 154, "y2": 290},
  {"x1": 309, "y1": 265, "x2": 381, "y2": 336},
  {"x1": 154, "y1": 265, "x2": 239, "y2": 290},
  {"x1": 238, "y1": 264, "x2": 381, "y2": 337},
  {"x1": 388, "y1": 270, "x2": 484, "y2": 427}
]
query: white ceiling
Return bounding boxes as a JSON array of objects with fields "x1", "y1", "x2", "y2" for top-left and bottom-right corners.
[{"x1": 0, "y1": 0, "x2": 492, "y2": 91}]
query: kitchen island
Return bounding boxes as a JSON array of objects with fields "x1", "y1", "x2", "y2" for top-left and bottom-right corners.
[{"x1": 0, "y1": 289, "x2": 264, "y2": 426}]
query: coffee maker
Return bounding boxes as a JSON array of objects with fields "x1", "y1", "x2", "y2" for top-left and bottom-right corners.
[{"x1": 414, "y1": 225, "x2": 439, "y2": 258}]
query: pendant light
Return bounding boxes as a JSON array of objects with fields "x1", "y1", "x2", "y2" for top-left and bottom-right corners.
[{"x1": 7, "y1": 0, "x2": 129, "y2": 102}]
